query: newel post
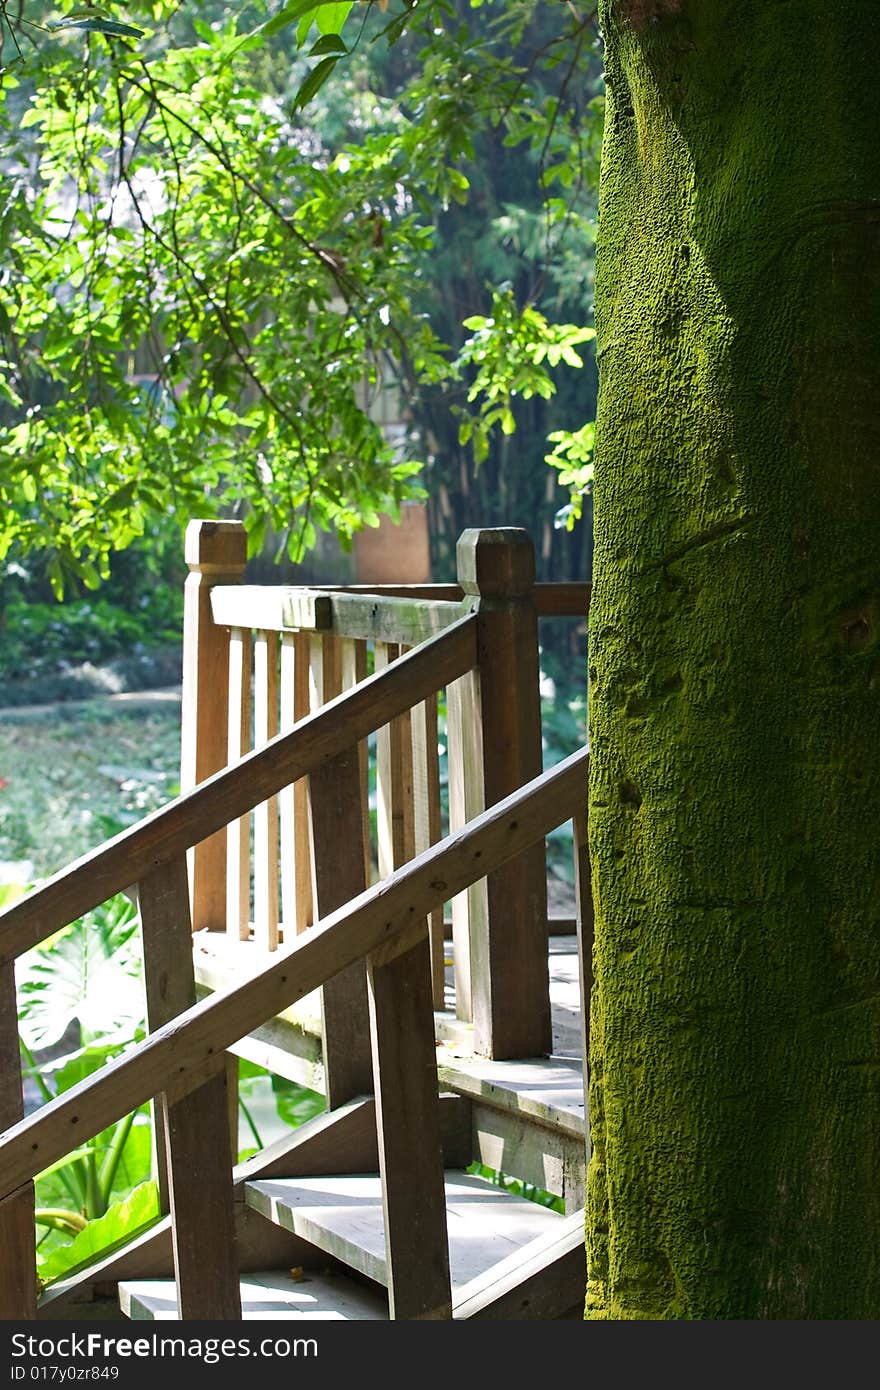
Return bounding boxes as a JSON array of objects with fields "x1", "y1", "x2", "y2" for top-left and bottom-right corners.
[
  {"x1": 181, "y1": 519, "x2": 247, "y2": 932},
  {"x1": 456, "y1": 528, "x2": 551, "y2": 1059}
]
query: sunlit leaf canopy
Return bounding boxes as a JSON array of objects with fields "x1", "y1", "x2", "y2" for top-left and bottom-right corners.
[{"x1": 0, "y1": 0, "x2": 601, "y2": 592}]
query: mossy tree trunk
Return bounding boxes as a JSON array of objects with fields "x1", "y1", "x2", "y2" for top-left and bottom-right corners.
[{"x1": 587, "y1": 0, "x2": 880, "y2": 1318}]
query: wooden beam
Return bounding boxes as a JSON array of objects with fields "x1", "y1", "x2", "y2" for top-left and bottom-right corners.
[
  {"x1": 452, "y1": 1210, "x2": 586, "y2": 1319},
  {"x1": 180, "y1": 519, "x2": 247, "y2": 932},
  {"x1": 0, "y1": 748, "x2": 589, "y2": 1198},
  {"x1": 368, "y1": 928, "x2": 452, "y2": 1318},
  {"x1": 253, "y1": 631, "x2": 279, "y2": 951},
  {"x1": 309, "y1": 744, "x2": 373, "y2": 1109},
  {"x1": 226, "y1": 627, "x2": 251, "y2": 943},
  {"x1": 0, "y1": 616, "x2": 478, "y2": 965},
  {"x1": 457, "y1": 528, "x2": 550, "y2": 1060},
  {"x1": 211, "y1": 586, "x2": 333, "y2": 632},
  {"x1": 139, "y1": 856, "x2": 240, "y2": 1320},
  {"x1": 411, "y1": 692, "x2": 445, "y2": 1009}
]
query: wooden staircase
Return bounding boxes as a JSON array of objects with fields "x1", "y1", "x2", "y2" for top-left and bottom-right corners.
[{"x1": 0, "y1": 526, "x2": 592, "y2": 1322}]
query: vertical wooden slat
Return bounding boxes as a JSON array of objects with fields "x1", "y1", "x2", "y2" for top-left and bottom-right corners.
[
  {"x1": 411, "y1": 692, "x2": 446, "y2": 1010},
  {"x1": 253, "y1": 629, "x2": 279, "y2": 952},
  {"x1": 227, "y1": 626, "x2": 252, "y2": 943},
  {"x1": 341, "y1": 637, "x2": 372, "y2": 887},
  {"x1": 293, "y1": 631, "x2": 314, "y2": 935},
  {"x1": 445, "y1": 669, "x2": 483, "y2": 1024},
  {"x1": 139, "y1": 857, "x2": 240, "y2": 1320},
  {"x1": 279, "y1": 633, "x2": 296, "y2": 937},
  {"x1": 368, "y1": 927, "x2": 452, "y2": 1319},
  {"x1": 457, "y1": 528, "x2": 551, "y2": 1060},
  {"x1": 375, "y1": 643, "x2": 416, "y2": 878},
  {"x1": 309, "y1": 747, "x2": 373, "y2": 1109},
  {"x1": 0, "y1": 962, "x2": 36, "y2": 1318},
  {"x1": 180, "y1": 519, "x2": 247, "y2": 932}
]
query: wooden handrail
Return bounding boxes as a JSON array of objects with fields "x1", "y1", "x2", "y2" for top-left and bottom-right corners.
[
  {"x1": 210, "y1": 586, "x2": 469, "y2": 644},
  {"x1": 0, "y1": 745, "x2": 589, "y2": 1199},
  {"x1": 0, "y1": 616, "x2": 477, "y2": 965},
  {"x1": 209, "y1": 583, "x2": 591, "y2": 634}
]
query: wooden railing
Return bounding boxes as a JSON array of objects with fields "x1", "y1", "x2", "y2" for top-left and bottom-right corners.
[
  {"x1": 0, "y1": 523, "x2": 591, "y2": 1321},
  {"x1": 181, "y1": 521, "x2": 590, "y2": 1065}
]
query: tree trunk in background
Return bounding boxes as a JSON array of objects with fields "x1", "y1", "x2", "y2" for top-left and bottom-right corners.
[{"x1": 587, "y1": 0, "x2": 880, "y2": 1318}]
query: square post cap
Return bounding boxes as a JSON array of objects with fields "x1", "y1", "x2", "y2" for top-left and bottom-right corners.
[
  {"x1": 457, "y1": 528, "x2": 535, "y2": 599},
  {"x1": 185, "y1": 519, "x2": 248, "y2": 574}
]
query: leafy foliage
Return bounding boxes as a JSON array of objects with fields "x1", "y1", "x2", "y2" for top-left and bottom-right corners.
[{"x1": 0, "y1": 0, "x2": 600, "y2": 593}]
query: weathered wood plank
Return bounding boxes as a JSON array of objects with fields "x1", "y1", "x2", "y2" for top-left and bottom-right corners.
[
  {"x1": 457, "y1": 528, "x2": 550, "y2": 1060},
  {"x1": 226, "y1": 627, "x2": 251, "y2": 944},
  {"x1": 292, "y1": 631, "x2": 314, "y2": 935},
  {"x1": 452, "y1": 1209, "x2": 586, "y2": 1319},
  {"x1": 309, "y1": 745, "x2": 373, "y2": 1109},
  {"x1": 180, "y1": 520, "x2": 247, "y2": 932},
  {"x1": 119, "y1": 1268, "x2": 389, "y2": 1321},
  {"x1": 253, "y1": 631, "x2": 279, "y2": 952},
  {"x1": 445, "y1": 669, "x2": 483, "y2": 1023},
  {"x1": 471, "y1": 1100, "x2": 586, "y2": 1212},
  {"x1": 246, "y1": 1172, "x2": 560, "y2": 1293},
  {"x1": 0, "y1": 616, "x2": 478, "y2": 965},
  {"x1": 139, "y1": 856, "x2": 240, "y2": 1321},
  {"x1": 234, "y1": 1093, "x2": 471, "y2": 1183},
  {"x1": 0, "y1": 748, "x2": 589, "y2": 1196},
  {"x1": 411, "y1": 692, "x2": 445, "y2": 1008},
  {"x1": 341, "y1": 638, "x2": 372, "y2": 887},
  {"x1": 0, "y1": 962, "x2": 35, "y2": 1319},
  {"x1": 374, "y1": 643, "x2": 416, "y2": 880},
  {"x1": 368, "y1": 928, "x2": 452, "y2": 1318},
  {"x1": 211, "y1": 581, "x2": 589, "y2": 624},
  {"x1": 211, "y1": 586, "x2": 333, "y2": 633},
  {"x1": 330, "y1": 594, "x2": 465, "y2": 645}
]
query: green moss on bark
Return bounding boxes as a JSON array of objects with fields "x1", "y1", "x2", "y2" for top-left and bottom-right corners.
[{"x1": 587, "y1": 0, "x2": 880, "y2": 1319}]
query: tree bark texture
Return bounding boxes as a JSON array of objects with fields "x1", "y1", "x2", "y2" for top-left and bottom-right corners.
[{"x1": 587, "y1": 0, "x2": 880, "y2": 1318}]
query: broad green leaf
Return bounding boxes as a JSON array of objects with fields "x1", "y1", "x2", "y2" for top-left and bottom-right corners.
[
  {"x1": 309, "y1": 33, "x2": 347, "y2": 56},
  {"x1": 16, "y1": 895, "x2": 142, "y2": 1050},
  {"x1": 316, "y1": 2, "x2": 353, "y2": 35},
  {"x1": 38, "y1": 1181, "x2": 160, "y2": 1284}
]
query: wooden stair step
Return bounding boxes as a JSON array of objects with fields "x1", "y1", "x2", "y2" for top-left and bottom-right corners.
[
  {"x1": 118, "y1": 1269, "x2": 388, "y2": 1321},
  {"x1": 245, "y1": 1171, "x2": 563, "y2": 1292}
]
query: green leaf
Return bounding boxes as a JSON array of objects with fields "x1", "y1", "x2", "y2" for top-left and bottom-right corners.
[
  {"x1": 48, "y1": 18, "x2": 145, "y2": 38},
  {"x1": 38, "y1": 1182, "x2": 160, "y2": 1284},
  {"x1": 316, "y1": 2, "x2": 353, "y2": 35},
  {"x1": 292, "y1": 55, "x2": 339, "y2": 111},
  {"x1": 309, "y1": 33, "x2": 347, "y2": 56},
  {"x1": 17, "y1": 895, "x2": 142, "y2": 1051},
  {"x1": 262, "y1": 1, "x2": 322, "y2": 39}
]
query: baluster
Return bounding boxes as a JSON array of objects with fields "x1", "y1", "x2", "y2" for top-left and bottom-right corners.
[
  {"x1": 227, "y1": 626, "x2": 252, "y2": 943},
  {"x1": 444, "y1": 669, "x2": 481, "y2": 1024},
  {"x1": 139, "y1": 857, "x2": 240, "y2": 1320},
  {"x1": 341, "y1": 637, "x2": 372, "y2": 887},
  {"x1": 368, "y1": 926, "x2": 452, "y2": 1319},
  {"x1": 253, "y1": 630, "x2": 279, "y2": 952},
  {"x1": 374, "y1": 643, "x2": 416, "y2": 878},
  {"x1": 308, "y1": 747, "x2": 373, "y2": 1109},
  {"x1": 0, "y1": 962, "x2": 36, "y2": 1318},
  {"x1": 457, "y1": 528, "x2": 550, "y2": 1059},
  {"x1": 292, "y1": 631, "x2": 314, "y2": 935},
  {"x1": 180, "y1": 519, "x2": 247, "y2": 932},
  {"x1": 411, "y1": 691, "x2": 446, "y2": 1010}
]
